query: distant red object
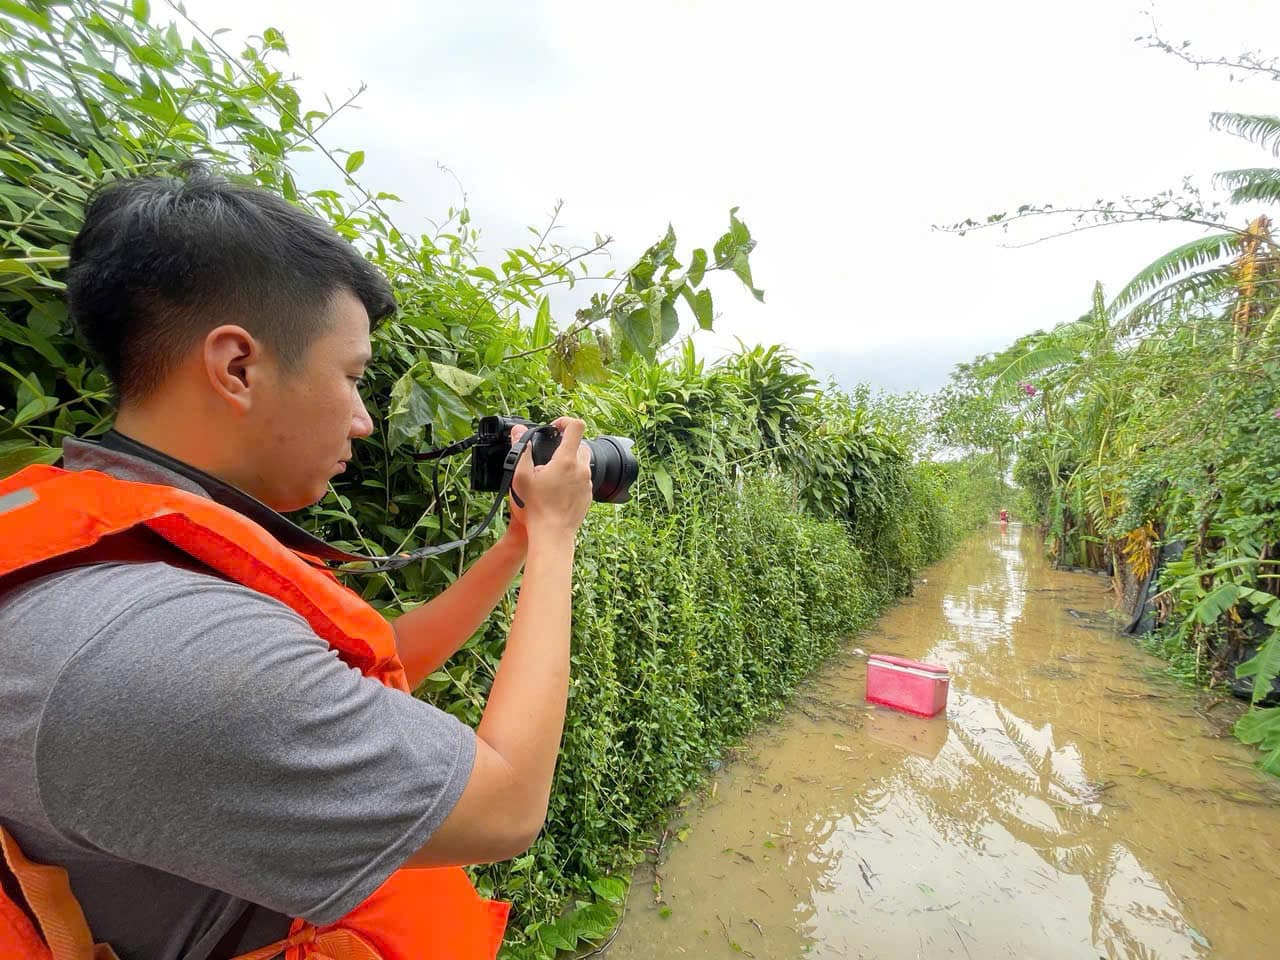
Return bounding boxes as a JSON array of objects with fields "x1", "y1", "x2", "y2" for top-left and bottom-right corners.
[
  {"x1": 866, "y1": 654, "x2": 950, "y2": 717},
  {"x1": 999, "y1": 509, "x2": 1009, "y2": 522}
]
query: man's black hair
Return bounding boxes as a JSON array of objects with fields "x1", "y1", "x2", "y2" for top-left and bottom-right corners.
[{"x1": 66, "y1": 166, "x2": 397, "y2": 404}]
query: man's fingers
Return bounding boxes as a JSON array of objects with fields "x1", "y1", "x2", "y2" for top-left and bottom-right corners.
[
  {"x1": 550, "y1": 417, "x2": 586, "y2": 464},
  {"x1": 510, "y1": 425, "x2": 535, "y2": 482}
]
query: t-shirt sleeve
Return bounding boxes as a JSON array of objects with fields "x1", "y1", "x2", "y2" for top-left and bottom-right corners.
[{"x1": 33, "y1": 564, "x2": 476, "y2": 925}]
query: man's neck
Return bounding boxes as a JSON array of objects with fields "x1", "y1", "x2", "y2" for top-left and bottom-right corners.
[
  {"x1": 112, "y1": 404, "x2": 259, "y2": 500},
  {"x1": 112, "y1": 406, "x2": 213, "y2": 473}
]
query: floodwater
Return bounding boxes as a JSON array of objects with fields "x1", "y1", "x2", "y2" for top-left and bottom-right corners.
[{"x1": 605, "y1": 523, "x2": 1280, "y2": 960}]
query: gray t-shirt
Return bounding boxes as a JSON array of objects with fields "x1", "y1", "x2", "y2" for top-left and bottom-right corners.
[{"x1": 0, "y1": 438, "x2": 476, "y2": 959}]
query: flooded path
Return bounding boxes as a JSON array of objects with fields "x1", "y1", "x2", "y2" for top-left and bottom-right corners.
[{"x1": 606, "y1": 524, "x2": 1280, "y2": 959}]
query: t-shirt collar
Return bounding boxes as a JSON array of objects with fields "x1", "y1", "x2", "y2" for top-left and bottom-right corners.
[{"x1": 61, "y1": 436, "x2": 212, "y2": 500}]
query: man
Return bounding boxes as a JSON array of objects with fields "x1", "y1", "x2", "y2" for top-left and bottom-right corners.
[{"x1": 0, "y1": 170, "x2": 593, "y2": 958}]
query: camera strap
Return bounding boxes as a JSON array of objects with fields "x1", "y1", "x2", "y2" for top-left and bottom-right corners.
[{"x1": 88, "y1": 429, "x2": 537, "y2": 575}]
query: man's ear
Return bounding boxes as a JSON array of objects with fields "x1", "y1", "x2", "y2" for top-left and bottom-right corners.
[{"x1": 203, "y1": 325, "x2": 263, "y2": 413}]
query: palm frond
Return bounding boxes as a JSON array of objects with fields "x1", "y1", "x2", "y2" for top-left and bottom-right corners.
[
  {"x1": 1113, "y1": 266, "x2": 1236, "y2": 338},
  {"x1": 1046, "y1": 315, "x2": 1094, "y2": 344},
  {"x1": 1091, "y1": 280, "x2": 1109, "y2": 323},
  {"x1": 1214, "y1": 167, "x2": 1280, "y2": 206},
  {"x1": 991, "y1": 344, "x2": 1076, "y2": 397},
  {"x1": 1109, "y1": 232, "x2": 1239, "y2": 314},
  {"x1": 1211, "y1": 112, "x2": 1280, "y2": 157}
]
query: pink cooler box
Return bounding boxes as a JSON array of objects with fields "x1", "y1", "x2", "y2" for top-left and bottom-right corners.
[{"x1": 865, "y1": 654, "x2": 949, "y2": 717}]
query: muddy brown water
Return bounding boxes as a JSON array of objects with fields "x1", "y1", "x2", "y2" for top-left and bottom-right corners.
[{"x1": 604, "y1": 524, "x2": 1280, "y2": 960}]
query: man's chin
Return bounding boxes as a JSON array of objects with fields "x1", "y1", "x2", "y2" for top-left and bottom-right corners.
[{"x1": 272, "y1": 486, "x2": 326, "y2": 514}]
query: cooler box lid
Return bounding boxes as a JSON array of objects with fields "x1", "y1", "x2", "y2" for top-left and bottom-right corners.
[{"x1": 867, "y1": 654, "x2": 949, "y2": 677}]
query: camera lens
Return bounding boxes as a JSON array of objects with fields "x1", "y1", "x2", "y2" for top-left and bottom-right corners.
[{"x1": 586, "y1": 436, "x2": 639, "y2": 503}]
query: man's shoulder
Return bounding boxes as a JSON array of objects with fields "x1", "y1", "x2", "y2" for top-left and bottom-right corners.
[
  {"x1": 0, "y1": 559, "x2": 298, "y2": 630},
  {"x1": 0, "y1": 560, "x2": 317, "y2": 685},
  {"x1": 8, "y1": 558, "x2": 337, "y2": 784}
]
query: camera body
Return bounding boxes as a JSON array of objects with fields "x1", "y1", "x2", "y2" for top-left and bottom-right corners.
[
  {"x1": 470, "y1": 415, "x2": 536, "y2": 493},
  {"x1": 470, "y1": 415, "x2": 638, "y2": 503}
]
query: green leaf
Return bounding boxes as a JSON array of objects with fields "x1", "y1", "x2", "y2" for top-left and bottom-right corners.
[
  {"x1": 688, "y1": 247, "x2": 707, "y2": 286},
  {"x1": 659, "y1": 298, "x2": 679, "y2": 345},
  {"x1": 588, "y1": 875, "x2": 628, "y2": 905},
  {"x1": 0, "y1": 316, "x2": 64, "y2": 368},
  {"x1": 682, "y1": 286, "x2": 714, "y2": 330},
  {"x1": 13, "y1": 396, "x2": 58, "y2": 426},
  {"x1": 430, "y1": 362, "x2": 484, "y2": 396},
  {"x1": 127, "y1": 95, "x2": 179, "y2": 125},
  {"x1": 653, "y1": 463, "x2": 674, "y2": 509},
  {"x1": 617, "y1": 307, "x2": 656, "y2": 361},
  {"x1": 0, "y1": 0, "x2": 52, "y2": 29},
  {"x1": 548, "y1": 348, "x2": 573, "y2": 389},
  {"x1": 532, "y1": 296, "x2": 553, "y2": 347},
  {"x1": 0, "y1": 444, "x2": 60, "y2": 478},
  {"x1": 345, "y1": 150, "x2": 366, "y2": 174},
  {"x1": 538, "y1": 920, "x2": 577, "y2": 952},
  {"x1": 571, "y1": 342, "x2": 609, "y2": 385},
  {"x1": 131, "y1": 0, "x2": 150, "y2": 22},
  {"x1": 628, "y1": 254, "x2": 656, "y2": 291},
  {"x1": 386, "y1": 362, "x2": 433, "y2": 450},
  {"x1": 732, "y1": 250, "x2": 765, "y2": 302},
  {"x1": 1236, "y1": 630, "x2": 1280, "y2": 706},
  {"x1": 131, "y1": 42, "x2": 172, "y2": 69},
  {"x1": 1235, "y1": 707, "x2": 1280, "y2": 775},
  {"x1": 1194, "y1": 582, "x2": 1240, "y2": 626},
  {"x1": 0, "y1": 259, "x2": 42, "y2": 280},
  {"x1": 569, "y1": 902, "x2": 618, "y2": 941}
]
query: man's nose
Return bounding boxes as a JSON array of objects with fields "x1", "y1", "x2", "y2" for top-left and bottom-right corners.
[{"x1": 351, "y1": 394, "x2": 374, "y2": 438}]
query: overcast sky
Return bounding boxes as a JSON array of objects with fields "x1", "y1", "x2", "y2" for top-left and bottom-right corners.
[{"x1": 183, "y1": 0, "x2": 1279, "y2": 393}]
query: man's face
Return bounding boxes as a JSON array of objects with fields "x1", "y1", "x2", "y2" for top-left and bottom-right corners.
[{"x1": 251, "y1": 289, "x2": 374, "y2": 512}]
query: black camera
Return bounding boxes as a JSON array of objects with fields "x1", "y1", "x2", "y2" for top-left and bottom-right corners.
[{"x1": 471, "y1": 415, "x2": 639, "y2": 503}]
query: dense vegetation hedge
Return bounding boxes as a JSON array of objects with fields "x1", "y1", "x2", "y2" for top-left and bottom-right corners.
[{"x1": 0, "y1": 3, "x2": 1001, "y2": 954}]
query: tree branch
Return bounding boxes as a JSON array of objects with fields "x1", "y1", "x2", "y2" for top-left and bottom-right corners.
[
  {"x1": 161, "y1": 0, "x2": 423, "y2": 275},
  {"x1": 1141, "y1": 16, "x2": 1280, "y2": 83}
]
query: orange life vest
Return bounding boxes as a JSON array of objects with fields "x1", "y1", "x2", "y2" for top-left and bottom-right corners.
[{"x1": 0, "y1": 464, "x2": 510, "y2": 960}]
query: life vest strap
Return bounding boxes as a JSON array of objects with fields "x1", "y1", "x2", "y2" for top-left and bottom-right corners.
[
  {"x1": 0, "y1": 826, "x2": 120, "y2": 960},
  {"x1": 230, "y1": 921, "x2": 381, "y2": 960}
]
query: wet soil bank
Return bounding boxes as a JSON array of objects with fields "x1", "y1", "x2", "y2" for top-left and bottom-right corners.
[{"x1": 605, "y1": 523, "x2": 1280, "y2": 959}]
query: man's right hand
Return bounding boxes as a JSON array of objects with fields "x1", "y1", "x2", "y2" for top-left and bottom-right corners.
[{"x1": 508, "y1": 417, "x2": 593, "y2": 543}]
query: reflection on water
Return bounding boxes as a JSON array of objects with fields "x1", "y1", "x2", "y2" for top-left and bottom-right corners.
[{"x1": 607, "y1": 524, "x2": 1280, "y2": 960}]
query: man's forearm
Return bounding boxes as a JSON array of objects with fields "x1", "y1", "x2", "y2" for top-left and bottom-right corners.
[
  {"x1": 475, "y1": 531, "x2": 576, "y2": 827},
  {"x1": 391, "y1": 531, "x2": 527, "y2": 688}
]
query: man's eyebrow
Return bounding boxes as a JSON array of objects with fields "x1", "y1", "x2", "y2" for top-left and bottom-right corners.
[{"x1": 354, "y1": 350, "x2": 373, "y2": 366}]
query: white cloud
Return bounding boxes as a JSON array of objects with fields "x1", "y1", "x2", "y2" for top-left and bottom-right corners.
[{"x1": 183, "y1": 0, "x2": 1280, "y2": 390}]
